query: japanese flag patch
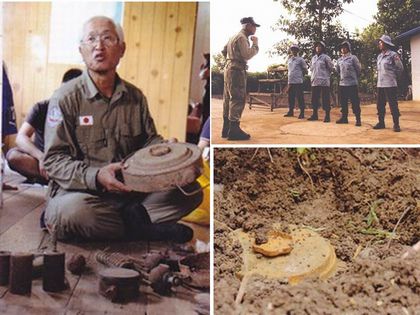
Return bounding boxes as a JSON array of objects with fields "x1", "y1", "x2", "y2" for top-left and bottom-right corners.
[{"x1": 79, "y1": 115, "x2": 93, "y2": 126}]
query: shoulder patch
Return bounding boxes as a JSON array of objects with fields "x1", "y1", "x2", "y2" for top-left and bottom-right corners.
[{"x1": 47, "y1": 106, "x2": 63, "y2": 128}]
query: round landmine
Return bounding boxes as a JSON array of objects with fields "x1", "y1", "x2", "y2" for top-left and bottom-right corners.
[
  {"x1": 122, "y1": 142, "x2": 203, "y2": 192},
  {"x1": 234, "y1": 227, "x2": 337, "y2": 284},
  {"x1": 252, "y1": 231, "x2": 293, "y2": 257}
]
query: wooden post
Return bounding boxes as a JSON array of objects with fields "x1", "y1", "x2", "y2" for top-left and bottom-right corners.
[
  {"x1": 43, "y1": 251, "x2": 66, "y2": 292},
  {"x1": 0, "y1": 251, "x2": 11, "y2": 285},
  {"x1": 9, "y1": 253, "x2": 34, "y2": 295}
]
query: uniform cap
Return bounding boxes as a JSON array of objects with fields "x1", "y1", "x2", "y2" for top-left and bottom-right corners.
[
  {"x1": 314, "y1": 41, "x2": 326, "y2": 48},
  {"x1": 379, "y1": 34, "x2": 395, "y2": 47},
  {"x1": 240, "y1": 17, "x2": 260, "y2": 27},
  {"x1": 339, "y1": 40, "x2": 351, "y2": 51},
  {"x1": 290, "y1": 44, "x2": 300, "y2": 51}
]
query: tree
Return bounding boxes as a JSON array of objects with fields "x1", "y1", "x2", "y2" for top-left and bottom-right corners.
[
  {"x1": 375, "y1": 0, "x2": 420, "y2": 38},
  {"x1": 271, "y1": 0, "x2": 353, "y2": 61},
  {"x1": 212, "y1": 53, "x2": 226, "y2": 73}
]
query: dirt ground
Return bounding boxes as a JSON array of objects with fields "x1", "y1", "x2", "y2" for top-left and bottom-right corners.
[
  {"x1": 214, "y1": 148, "x2": 420, "y2": 314},
  {"x1": 211, "y1": 98, "x2": 420, "y2": 144}
]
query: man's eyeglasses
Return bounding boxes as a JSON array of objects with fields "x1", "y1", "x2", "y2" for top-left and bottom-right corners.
[{"x1": 81, "y1": 33, "x2": 119, "y2": 47}]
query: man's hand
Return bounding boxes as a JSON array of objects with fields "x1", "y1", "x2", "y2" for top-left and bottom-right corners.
[
  {"x1": 38, "y1": 160, "x2": 49, "y2": 180},
  {"x1": 97, "y1": 162, "x2": 132, "y2": 193},
  {"x1": 250, "y1": 36, "x2": 258, "y2": 45}
]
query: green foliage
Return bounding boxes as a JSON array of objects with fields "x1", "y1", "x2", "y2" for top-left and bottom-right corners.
[
  {"x1": 271, "y1": 0, "x2": 353, "y2": 62},
  {"x1": 359, "y1": 200, "x2": 395, "y2": 240},
  {"x1": 375, "y1": 0, "x2": 420, "y2": 38},
  {"x1": 289, "y1": 189, "x2": 301, "y2": 197},
  {"x1": 212, "y1": 53, "x2": 226, "y2": 73},
  {"x1": 365, "y1": 201, "x2": 380, "y2": 227}
]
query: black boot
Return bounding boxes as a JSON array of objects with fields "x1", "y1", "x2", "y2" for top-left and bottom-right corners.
[
  {"x1": 121, "y1": 203, "x2": 193, "y2": 243},
  {"x1": 336, "y1": 116, "x2": 348, "y2": 124},
  {"x1": 221, "y1": 117, "x2": 230, "y2": 138},
  {"x1": 284, "y1": 110, "x2": 294, "y2": 117},
  {"x1": 393, "y1": 115, "x2": 401, "y2": 132},
  {"x1": 307, "y1": 110, "x2": 318, "y2": 121},
  {"x1": 323, "y1": 111, "x2": 331, "y2": 123},
  {"x1": 136, "y1": 223, "x2": 193, "y2": 243},
  {"x1": 355, "y1": 115, "x2": 361, "y2": 127},
  {"x1": 373, "y1": 120, "x2": 385, "y2": 129},
  {"x1": 298, "y1": 111, "x2": 305, "y2": 119},
  {"x1": 227, "y1": 121, "x2": 250, "y2": 141}
]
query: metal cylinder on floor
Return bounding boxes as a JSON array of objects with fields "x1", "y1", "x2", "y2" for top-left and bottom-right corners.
[
  {"x1": 43, "y1": 251, "x2": 66, "y2": 292},
  {"x1": 0, "y1": 251, "x2": 11, "y2": 285},
  {"x1": 9, "y1": 252, "x2": 34, "y2": 295}
]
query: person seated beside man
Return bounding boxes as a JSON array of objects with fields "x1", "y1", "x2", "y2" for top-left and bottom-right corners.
[
  {"x1": 6, "y1": 69, "x2": 83, "y2": 185},
  {"x1": 42, "y1": 16, "x2": 202, "y2": 243}
]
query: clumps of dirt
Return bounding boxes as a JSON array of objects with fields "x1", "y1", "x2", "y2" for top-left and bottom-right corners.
[
  {"x1": 214, "y1": 148, "x2": 420, "y2": 314},
  {"x1": 214, "y1": 219, "x2": 243, "y2": 314},
  {"x1": 235, "y1": 252, "x2": 420, "y2": 315}
]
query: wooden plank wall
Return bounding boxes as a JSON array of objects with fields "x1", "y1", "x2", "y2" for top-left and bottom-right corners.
[
  {"x1": 189, "y1": 2, "x2": 210, "y2": 104},
  {"x1": 3, "y1": 2, "x2": 198, "y2": 141}
]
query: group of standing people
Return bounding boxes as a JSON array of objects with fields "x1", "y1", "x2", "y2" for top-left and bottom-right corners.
[
  {"x1": 285, "y1": 34, "x2": 403, "y2": 132},
  {"x1": 221, "y1": 17, "x2": 404, "y2": 141}
]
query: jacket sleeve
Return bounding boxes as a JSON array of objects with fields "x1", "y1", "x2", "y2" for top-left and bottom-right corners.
[
  {"x1": 237, "y1": 36, "x2": 259, "y2": 60},
  {"x1": 43, "y1": 97, "x2": 100, "y2": 192},
  {"x1": 140, "y1": 93, "x2": 164, "y2": 147},
  {"x1": 353, "y1": 56, "x2": 361, "y2": 78},
  {"x1": 325, "y1": 56, "x2": 334, "y2": 72},
  {"x1": 394, "y1": 53, "x2": 403, "y2": 75}
]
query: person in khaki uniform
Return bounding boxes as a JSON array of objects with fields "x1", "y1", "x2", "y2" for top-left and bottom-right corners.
[
  {"x1": 221, "y1": 17, "x2": 259, "y2": 141},
  {"x1": 43, "y1": 16, "x2": 202, "y2": 242}
]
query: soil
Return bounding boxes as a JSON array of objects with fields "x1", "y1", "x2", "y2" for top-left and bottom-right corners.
[{"x1": 214, "y1": 148, "x2": 420, "y2": 314}]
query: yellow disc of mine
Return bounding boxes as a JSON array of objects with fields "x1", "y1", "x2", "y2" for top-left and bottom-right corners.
[
  {"x1": 252, "y1": 231, "x2": 293, "y2": 257},
  {"x1": 234, "y1": 227, "x2": 337, "y2": 284}
]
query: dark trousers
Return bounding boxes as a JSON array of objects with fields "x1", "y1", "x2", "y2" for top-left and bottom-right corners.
[
  {"x1": 339, "y1": 85, "x2": 360, "y2": 117},
  {"x1": 288, "y1": 83, "x2": 305, "y2": 112},
  {"x1": 311, "y1": 86, "x2": 330, "y2": 112},
  {"x1": 377, "y1": 87, "x2": 400, "y2": 121}
]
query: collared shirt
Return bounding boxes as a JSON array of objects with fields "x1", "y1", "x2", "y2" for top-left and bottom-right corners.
[
  {"x1": 310, "y1": 53, "x2": 334, "y2": 87},
  {"x1": 377, "y1": 50, "x2": 403, "y2": 88},
  {"x1": 44, "y1": 71, "x2": 163, "y2": 193},
  {"x1": 222, "y1": 30, "x2": 259, "y2": 70},
  {"x1": 287, "y1": 56, "x2": 307, "y2": 84},
  {"x1": 336, "y1": 53, "x2": 361, "y2": 86}
]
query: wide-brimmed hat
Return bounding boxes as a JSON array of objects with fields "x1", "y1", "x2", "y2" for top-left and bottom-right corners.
[
  {"x1": 314, "y1": 41, "x2": 326, "y2": 49},
  {"x1": 339, "y1": 40, "x2": 351, "y2": 51},
  {"x1": 240, "y1": 17, "x2": 261, "y2": 27},
  {"x1": 378, "y1": 35, "x2": 395, "y2": 47},
  {"x1": 290, "y1": 44, "x2": 300, "y2": 51}
]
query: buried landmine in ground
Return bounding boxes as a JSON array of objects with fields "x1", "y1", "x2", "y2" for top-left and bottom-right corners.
[{"x1": 214, "y1": 148, "x2": 420, "y2": 314}]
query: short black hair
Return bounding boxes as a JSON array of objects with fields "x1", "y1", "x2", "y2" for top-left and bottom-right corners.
[{"x1": 62, "y1": 68, "x2": 83, "y2": 83}]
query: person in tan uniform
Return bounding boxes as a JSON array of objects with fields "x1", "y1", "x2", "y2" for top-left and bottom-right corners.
[
  {"x1": 43, "y1": 16, "x2": 202, "y2": 242},
  {"x1": 221, "y1": 17, "x2": 259, "y2": 141}
]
